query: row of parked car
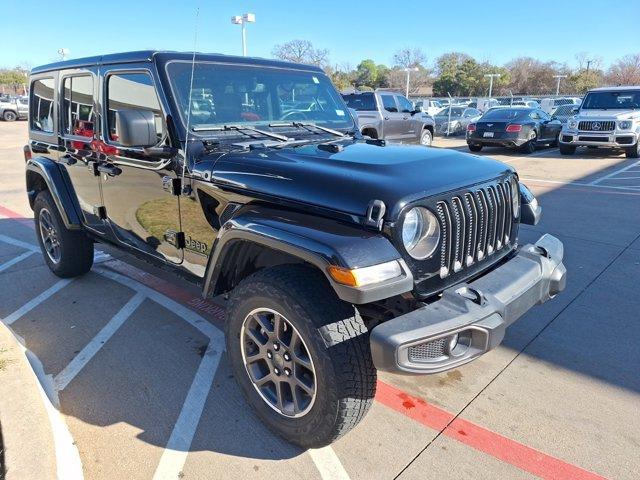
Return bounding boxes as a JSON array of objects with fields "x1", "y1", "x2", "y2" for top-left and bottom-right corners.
[{"x1": 342, "y1": 87, "x2": 640, "y2": 158}]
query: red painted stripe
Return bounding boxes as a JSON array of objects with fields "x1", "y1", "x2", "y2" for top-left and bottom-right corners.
[
  {"x1": 0, "y1": 205, "x2": 33, "y2": 227},
  {"x1": 0, "y1": 205, "x2": 607, "y2": 479},
  {"x1": 376, "y1": 381, "x2": 606, "y2": 480}
]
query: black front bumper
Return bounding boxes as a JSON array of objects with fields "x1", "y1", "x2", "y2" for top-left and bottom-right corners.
[{"x1": 370, "y1": 234, "x2": 566, "y2": 374}]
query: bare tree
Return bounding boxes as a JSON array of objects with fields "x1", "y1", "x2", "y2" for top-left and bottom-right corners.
[
  {"x1": 606, "y1": 54, "x2": 640, "y2": 85},
  {"x1": 392, "y1": 47, "x2": 427, "y2": 69},
  {"x1": 272, "y1": 39, "x2": 329, "y2": 67}
]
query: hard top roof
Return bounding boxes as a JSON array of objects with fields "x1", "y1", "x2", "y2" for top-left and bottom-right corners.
[{"x1": 30, "y1": 50, "x2": 325, "y2": 74}]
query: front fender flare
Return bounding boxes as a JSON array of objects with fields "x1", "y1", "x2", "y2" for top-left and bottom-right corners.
[
  {"x1": 202, "y1": 206, "x2": 413, "y2": 304},
  {"x1": 26, "y1": 157, "x2": 83, "y2": 229}
]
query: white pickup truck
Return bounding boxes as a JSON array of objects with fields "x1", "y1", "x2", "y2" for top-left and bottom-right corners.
[{"x1": 559, "y1": 86, "x2": 640, "y2": 158}]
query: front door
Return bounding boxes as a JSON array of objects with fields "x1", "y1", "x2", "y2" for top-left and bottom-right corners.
[
  {"x1": 395, "y1": 94, "x2": 418, "y2": 141},
  {"x1": 99, "y1": 69, "x2": 183, "y2": 264},
  {"x1": 379, "y1": 93, "x2": 404, "y2": 141}
]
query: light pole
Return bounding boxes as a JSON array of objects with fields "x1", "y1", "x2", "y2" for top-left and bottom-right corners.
[
  {"x1": 404, "y1": 67, "x2": 419, "y2": 98},
  {"x1": 553, "y1": 74, "x2": 567, "y2": 95},
  {"x1": 231, "y1": 13, "x2": 255, "y2": 56},
  {"x1": 484, "y1": 73, "x2": 500, "y2": 97}
]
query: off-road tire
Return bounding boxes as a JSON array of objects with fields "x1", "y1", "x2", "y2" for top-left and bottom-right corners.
[
  {"x1": 3, "y1": 110, "x2": 17, "y2": 122},
  {"x1": 559, "y1": 143, "x2": 576, "y2": 155},
  {"x1": 624, "y1": 142, "x2": 640, "y2": 158},
  {"x1": 225, "y1": 264, "x2": 376, "y2": 448},
  {"x1": 34, "y1": 191, "x2": 94, "y2": 278},
  {"x1": 468, "y1": 143, "x2": 483, "y2": 152}
]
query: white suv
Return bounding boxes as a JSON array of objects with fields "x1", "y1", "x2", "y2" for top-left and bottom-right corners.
[{"x1": 559, "y1": 86, "x2": 640, "y2": 158}]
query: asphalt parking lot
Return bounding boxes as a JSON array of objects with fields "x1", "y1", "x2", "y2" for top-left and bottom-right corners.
[{"x1": 1, "y1": 121, "x2": 640, "y2": 480}]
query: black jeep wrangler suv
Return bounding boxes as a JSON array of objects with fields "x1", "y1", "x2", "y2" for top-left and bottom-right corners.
[{"x1": 25, "y1": 51, "x2": 566, "y2": 448}]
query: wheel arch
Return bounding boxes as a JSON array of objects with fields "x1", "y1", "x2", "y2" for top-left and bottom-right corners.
[
  {"x1": 202, "y1": 206, "x2": 412, "y2": 305},
  {"x1": 26, "y1": 157, "x2": 83, "y2": 229}
]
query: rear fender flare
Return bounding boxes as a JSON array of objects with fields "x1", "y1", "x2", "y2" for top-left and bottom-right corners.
[{"x1": 26, "y1": 157, "x2": 83, "y2": 229}]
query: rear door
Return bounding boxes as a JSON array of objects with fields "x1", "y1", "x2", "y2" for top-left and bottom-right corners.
[
  {"x1": 99, "y1": 67, "x2": 183, "y2": 264},
  {"x1": 379, "y1": 93, "x2": 403, "y2": 140},
  {"x1": 57, "y1": 70, "x2": 108, "y2": 235}
]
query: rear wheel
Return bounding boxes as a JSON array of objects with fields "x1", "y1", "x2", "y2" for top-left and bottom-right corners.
[
  {"x1": 3, "y1": 110, "x2": 17, "y2": 122},
  {"x1": 419, "y1": 128, "x2": 433, "y2": 146},
  {"x1": 225, "y1": 264, "x2": 376, "y2": 448},
  {"x1": 520, "y1": 130, "x2": 537, "y2": 154},
  {"x1": 559, "y1": 143, "x2": 576, "y2": 155},
  {"x1": 34, "y1": 191, "x2": 94, "y2": 278},
  {"x1": 468, "y1": 143, "x2": 483, "y2": 152}
]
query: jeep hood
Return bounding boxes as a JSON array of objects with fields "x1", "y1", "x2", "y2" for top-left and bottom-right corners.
[{"x1": 209, "y1": 141, "x2": 514, "y2": 220}]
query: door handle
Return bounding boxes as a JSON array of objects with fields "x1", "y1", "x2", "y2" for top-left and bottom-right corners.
[
  {"x1": 59, "y1": 154, "x2": 77, "y2": 165},
  {"x1": 97, "y1": 163, "x2": 122, "y2": 176},
  {"x1": 384, "y1": 116, "x2": 390, "y2": 120}
]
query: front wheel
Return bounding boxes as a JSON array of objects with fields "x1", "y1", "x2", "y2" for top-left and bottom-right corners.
[
  {"x1": 625, "y1": 142, "x2": 640, "y2": 158},
  {"x1": 3, "y1": 110, "x2": 17, "y2": 122},
  {"x1": 559, "y1": 143, "x2": 576, "y2": 155},
  {"x1": 419, "y1": 128, "x2": 433, "y2": 146},
  {"x1": 225, "y1": 264, "x2": 376, "y2": 448}
]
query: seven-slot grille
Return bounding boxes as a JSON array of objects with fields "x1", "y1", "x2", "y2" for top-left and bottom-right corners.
[
  {"x1": 435, "y1": 179, "x2": 515, "y2": 278},
  {"x1": 578, "y1": 120, "x2": 615, "y2": 132}
]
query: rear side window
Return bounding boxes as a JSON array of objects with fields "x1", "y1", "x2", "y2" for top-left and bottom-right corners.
[
  {"x1": 342, "y1": 93, "x2": 376, "y2": 111},
  {"x1": 381, "y1": 94, "x2": 397, "y2": 113},
  {"x1": 106, "y1": 72, "x2": 163, "y2": 144},
  {"x1": 62, "y1": 76, "x2": 95, "y2": 137},
  {"x1": 30, "y1": 78, "x2": 55, "y2": 133}
]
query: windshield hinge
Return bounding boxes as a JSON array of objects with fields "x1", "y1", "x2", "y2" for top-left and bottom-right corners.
[
  {"x1": 162, "y1": 176, "x2": 181, "y2": 196},
  {"x1": 364, "y1": 199, "x2": 386, "y2": 230}
]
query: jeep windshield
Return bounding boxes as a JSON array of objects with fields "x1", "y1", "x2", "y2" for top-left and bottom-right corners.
[
  {"x1": 166, "y1": 62, "x2": 356, "y2": 138},
  {"x1": 581, "y1": 90, "x2": 640, "y2": 110}
]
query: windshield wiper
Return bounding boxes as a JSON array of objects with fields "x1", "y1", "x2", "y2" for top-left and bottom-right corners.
[
  {"x1": 192, "y1": 124, "x2": 291, "y2": 142},
  {"x1": 269, "y1": 122, "x2": 346, "y2": 137}
]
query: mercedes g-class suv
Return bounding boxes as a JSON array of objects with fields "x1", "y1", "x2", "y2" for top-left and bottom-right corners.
[
  {"x1": 559, "y1": 86, "x2": 640, "y2": 158},
  {"x1": 342, "y1": 91, "x2": 435, "y2": 145},
  {"x1": 25, "y1": 51, "x2": 566, "y2": 448}
]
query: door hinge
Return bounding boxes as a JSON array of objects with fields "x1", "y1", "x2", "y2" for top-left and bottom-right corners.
[
  {"x1": 93, "y1": 205, "x2": 107, "y2": 220},
  {"x1": 162, "y1": 176, "x2": 182, "y2": 196},
  {"x1": 88, "y1": 161, "x2": 100, "y2": 176},
  {"x1": 164, "y1": 229, "x2": 186, "y2": 249}
]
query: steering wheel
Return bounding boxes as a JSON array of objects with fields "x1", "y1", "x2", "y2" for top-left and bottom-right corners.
[{"x1": 280, "y1": 110, "x2": 310, "y2": 121}]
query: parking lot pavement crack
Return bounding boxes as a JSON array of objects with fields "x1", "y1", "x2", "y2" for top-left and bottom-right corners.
[{"x1": 393, "y1": 230, "x2": 640, "y2": 480}]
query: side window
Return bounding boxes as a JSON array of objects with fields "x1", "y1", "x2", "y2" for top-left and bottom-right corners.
[
  {"x1": 106, "y1": 72, "x2": 163, "y2": 144},
  {"x1": 381, "y1": 94, "x2": 397, "y2": 113},
  {"x1": 396, "y1": 95, "x2": 413, "y2": 113},
  {"x1": 62, "y1": 76, "x2": 95, "y2": 137},
  {"x1": 530, "y1": 111, "x2": 540, "y2": 120},
  {"x1": 30, "y1": 78, "x2": 55, "y2": 133},
  {"x1": 538, "y1": 110, "x2": 551, "y2": 121}
]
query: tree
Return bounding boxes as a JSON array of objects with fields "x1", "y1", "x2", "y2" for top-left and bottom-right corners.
[
  {"x1": 271, "y1": 40, "x2": 329, "y2": 67},
  {"x1": 392, "y1": 47, "x2": 427, "y2": 69},
  {"x1": 354, "y1": 59, "x2": 378, "y2": 89},
  {"x1": 606, "y1": 54, "x2": 640, "y2": 86}
]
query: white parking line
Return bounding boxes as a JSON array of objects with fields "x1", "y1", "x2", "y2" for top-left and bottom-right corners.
[
  {"x1": 0, "y1": 233, "x2": 40, "y2": 252},
  {"x1": 152, "y1": 340, "x2": 224, "y2": 480},
  {"x1": 0, "y1": 250, "x2": 34, "y2": 273},
  {"x1": 54, "y1": 292, "x2": 146, "y2": 391},
  {"x1": 520, "y1": 177, "x2": 640, "y2": 193},
  {"x1": 308, "y1": 447, "x2": 351, "y2": 480},
  {"x1": 589, "y1": 160, "x2": 640, "y2": 185},
  {"x1": 2, "y1": 279, "x2": 74, "y2": 326}
]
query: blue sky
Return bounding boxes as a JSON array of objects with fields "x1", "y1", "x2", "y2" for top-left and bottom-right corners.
[{"x1": 3, "y1": 0, "x2": 638, "y2": 70}]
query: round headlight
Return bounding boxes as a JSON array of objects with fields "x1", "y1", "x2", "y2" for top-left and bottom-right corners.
[
  {"x1": 567, "y1": 117, "x2": 578, "y2": 129},
  {"x1": 510, "y1": 178, "x2": 520, "y2": 217},
  {"x1": 618, "y1": 120, "x2": 632, "y2": 130},
  {"x1": 402, "y1": 207, "x2": 440, "y2": 259}
]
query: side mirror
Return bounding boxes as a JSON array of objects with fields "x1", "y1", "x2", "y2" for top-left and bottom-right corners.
[
  {"x1": 115, "y1": 109, "x2": 158, "y2": 148},
  {"x1": 413, "y1": 105, "x2": 424, "y2": 113},
  {"x1": 571, "y1": 107, "x2": 579, "y2": 114}
]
